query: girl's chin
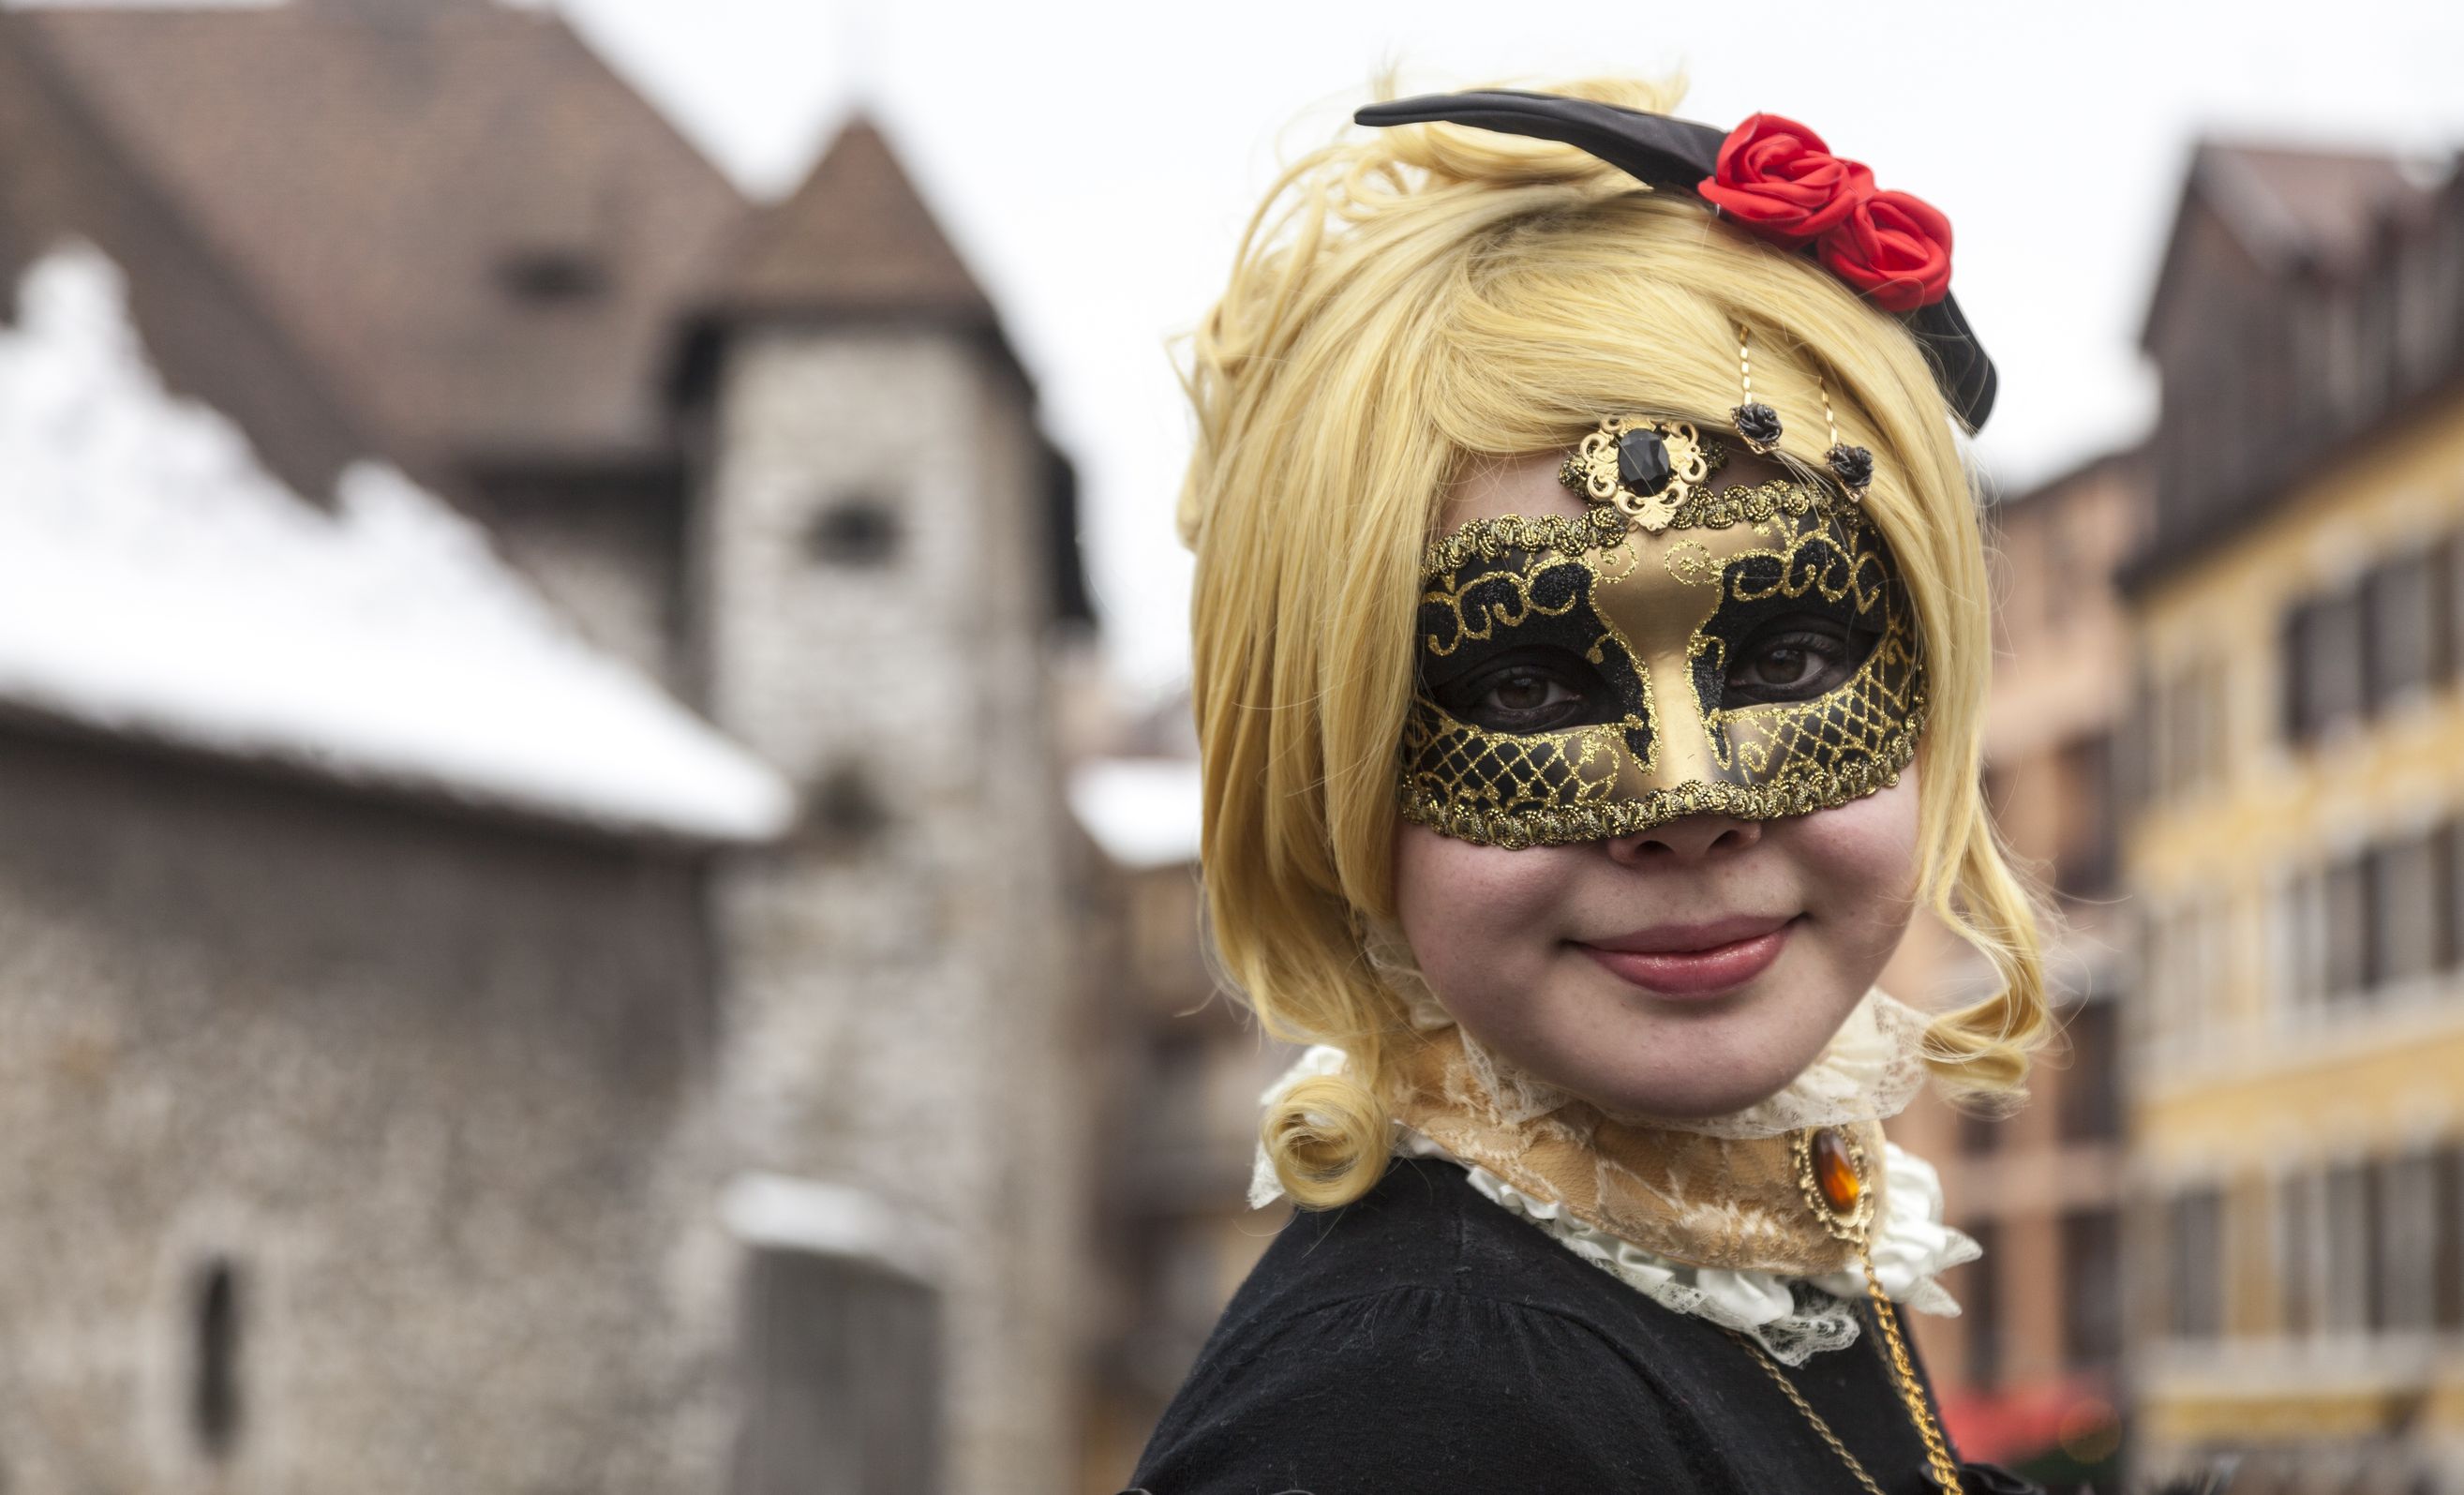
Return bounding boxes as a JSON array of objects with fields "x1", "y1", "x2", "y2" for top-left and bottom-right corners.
[
  {"x1": 1543, "y1": 1008, "x2": 1835, "y2": 1121},
  {"x1": 1582, "y1": 1069, "x2": 1806, "y2": 1124}
]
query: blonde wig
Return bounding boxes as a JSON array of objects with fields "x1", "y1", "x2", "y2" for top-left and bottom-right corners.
[{"x1": 1179, "y1": 77, "x2": 2050, "y2": 1209}]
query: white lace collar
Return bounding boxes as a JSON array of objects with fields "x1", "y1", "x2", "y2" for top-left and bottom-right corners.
[{"x1": 1406, "y1": 1132, "x2": 1978, "y2": 1365}]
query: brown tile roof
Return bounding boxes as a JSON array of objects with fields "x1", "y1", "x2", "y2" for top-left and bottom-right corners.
[
  {"x1": 2197, "y1": 142, "x2": 2437, "y2": 276},
  {"x1": 705, "y1": 116, "x2": 994, "y2": 324},
  {"x1": 8, "y1": 3, "x2": 750, "y2": 471}
]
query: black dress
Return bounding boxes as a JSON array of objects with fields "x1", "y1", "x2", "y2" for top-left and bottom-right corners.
[{"x1": 1127, "y1": 1158, "x2": 2038, "y2": 1495}]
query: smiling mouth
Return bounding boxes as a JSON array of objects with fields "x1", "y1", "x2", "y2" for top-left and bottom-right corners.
[{"x1": 1574, "y1": 916, "x2": 1799, "y2": 999}]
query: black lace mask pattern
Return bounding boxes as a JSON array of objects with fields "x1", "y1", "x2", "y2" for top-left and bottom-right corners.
[{"x1": 1399, "y1": 481, "x2": 1926, "y2": 848}]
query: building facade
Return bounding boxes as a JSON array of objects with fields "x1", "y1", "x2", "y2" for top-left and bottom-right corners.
[
  {"x1": 1068, "y1": 728, "x2": 1301, "y2": 1489},
  {"x1": 2123, "y1": 141, "x2": 2464, "y2": 1491},
  {"x1": 0, "y1": 3, "x2": 1095, "y2": 1491},
  {"x1": 1887, "y1": 449, "x2": 2144, "y2": 1484}
]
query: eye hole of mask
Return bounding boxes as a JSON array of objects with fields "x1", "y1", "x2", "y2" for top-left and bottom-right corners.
[
  {"x1": 1721, "y1": 611, "x2": 1881, "y2": 707},
  {"x1": 1427, "y1": 645, "x2": 1621, "y2": 735}
]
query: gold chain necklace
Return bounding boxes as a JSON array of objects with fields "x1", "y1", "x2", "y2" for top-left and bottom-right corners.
[
  {"x1": 1719, "y1": 1125, "x2": 1967, "y2": 1494},
  {"x1": 1722, "y1": 1324, "x2": 1891, "y2": 1495}
]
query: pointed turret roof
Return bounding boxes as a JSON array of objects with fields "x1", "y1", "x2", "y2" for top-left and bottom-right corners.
[{"x1": 708, "y1": 116, "x2": 996, "y2": 324}]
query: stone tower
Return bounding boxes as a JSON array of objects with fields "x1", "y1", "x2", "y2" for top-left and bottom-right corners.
[{"x1": 678, "y1": 118, "x2": 1094, "y2": 1495}]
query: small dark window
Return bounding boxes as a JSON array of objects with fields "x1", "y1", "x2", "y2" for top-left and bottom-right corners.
[
  {"x1": 2435, "y1": 1146, "x2": 2463, "y2": 1332},
  {"x1": 496, "y1": 247, "x2": 607, "y2": 303},
  {"x1": 2053, "y1": 732, "x2": 2117, "y2": 899},
  {"x1": 2061, "y1": 1208, "x2": 2123, "y2": 1369},
  {"x1": 2281, "y1": 1171, "x2": 2321, "y2": 1337},
  {"x1": 2168, "y1": 1188, "x2": 2225, "y2": 1340},
  {"x1": 194, "y1": 1258, "x2": 242, "y2": 1458},
  {"x1": 2324, "y1": 1162, "x2": 2373, "y2": 1333},
  {"x1": 2057, "y1": 998, "x2": 2121, "y2": 1143},
  {"x1": 2442, "y1": 533, "x2": 2464, "y2": 687},
  {"x1": 806, "y1": 499, "x2": 902, "y2": 567},
  {"x1": 803, "y1": 765, "x2": 889, "y2": 851},
  {"x1": 2323, "y1": 854, "x2": 2373, "y2": 999},
  {"x1": 1961, "y1": 1218, "x2": 2001, "y2": 1391},
  {"x1": 2285, "y1": 589, "x2": 2367, "y2": 743},
  {"x1": 2364, "y1": 552, "x2": 2438, "y2": 710},
  {"x1": 2372, "y1": 831, "x2": 2442, "y2": 988},
  {"x1": 2446, "y1": 820, "x2": 2464, "y2": 970}
]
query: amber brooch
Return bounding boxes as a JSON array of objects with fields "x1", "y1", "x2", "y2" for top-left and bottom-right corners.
[{"x1": 1558, "y1": 415, "x2": 1726, "y2": 533}]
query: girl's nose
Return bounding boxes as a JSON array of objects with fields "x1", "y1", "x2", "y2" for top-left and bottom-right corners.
[{"x1": 1605, "y1": 812, "x2": 1762, "y2": 864}]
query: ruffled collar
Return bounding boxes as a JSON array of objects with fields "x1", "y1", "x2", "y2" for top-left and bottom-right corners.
[{"x1": 1247, "y1": 990, "x2": 1979, "y2": 1366}]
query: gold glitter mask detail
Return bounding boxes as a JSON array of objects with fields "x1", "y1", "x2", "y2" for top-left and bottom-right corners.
[{"x1": 1399, "y1": 478, "x2": 1927, "y2": 848}]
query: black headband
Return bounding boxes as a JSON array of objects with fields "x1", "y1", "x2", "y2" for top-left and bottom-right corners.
[{"x1": 1354, "y1": 89, "x2": 1998, "y2": 432}]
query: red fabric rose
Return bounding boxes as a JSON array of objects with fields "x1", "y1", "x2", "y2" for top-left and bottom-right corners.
[
  {"x1": 1696, "y1": 114, "x2": 1875, "y2": 247},
  {"x1": 1815, "y1": 189, "x2": 1955, "y2": 312}
]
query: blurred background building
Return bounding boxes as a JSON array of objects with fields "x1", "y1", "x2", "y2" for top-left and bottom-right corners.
[
  {"x1": 1066, "y1": 698, "x2": 1300, "y2": 1483},
  {"x1": 0, "y1": 2, "x2": 1098, "y2": 1492},
  {"x1": 1890, "y1": 136, "x2": 2464, "y2": 1493},
  {"x1": 2118, "y1": 141, "x2": 2464, "y2": 1490},
  {"x1": 7, "y1": 2, "x2": 2464, "y2": 1494},
  {"x1": 1889, "y1": 441, "x2": 2144, "y2": 1488}
]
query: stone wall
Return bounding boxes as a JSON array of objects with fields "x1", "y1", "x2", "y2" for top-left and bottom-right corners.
[
  {"x1": 0, "y1": 725, "x2": 731, "y2": 1494},
  {"x1": 696, "y1": 323, "x2": 1086, "y2": 1495}
]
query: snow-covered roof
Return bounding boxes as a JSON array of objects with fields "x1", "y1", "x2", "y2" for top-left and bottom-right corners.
[
  {"x1": 0, "y1": 244, "x2": 794, "y2": 845},
  {"x1": 1068, "y1": 756, "x2": 1202, "y2": 870}
]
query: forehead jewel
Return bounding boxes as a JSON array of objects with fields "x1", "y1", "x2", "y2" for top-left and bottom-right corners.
[{"x1": 1352, "y1": 89, "x2": 1996, "y2": 432}]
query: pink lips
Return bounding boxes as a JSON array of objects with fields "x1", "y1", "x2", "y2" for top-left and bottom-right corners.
[{"x1": 1575, "y1": 915, "x2": 1797, "y2": 998}]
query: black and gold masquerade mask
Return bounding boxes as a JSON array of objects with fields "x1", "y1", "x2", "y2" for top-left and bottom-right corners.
[{"x1": 1399, "y1": 417, "x2": 1926, "y2": 848}]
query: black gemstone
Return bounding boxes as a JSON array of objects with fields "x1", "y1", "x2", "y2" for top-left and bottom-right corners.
[{"x1": 1616, "y1": 428, "x2": 1673, "y2": 494}]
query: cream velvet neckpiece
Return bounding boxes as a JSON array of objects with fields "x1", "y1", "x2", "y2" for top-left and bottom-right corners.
[{"x1": 1247, "y1": 989, "x2": 1980, "y2": 1366}]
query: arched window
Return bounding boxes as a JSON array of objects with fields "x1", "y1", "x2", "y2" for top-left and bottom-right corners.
[{"x1": 193, "y1": 1258, "x2": 243, "y2": 1458}]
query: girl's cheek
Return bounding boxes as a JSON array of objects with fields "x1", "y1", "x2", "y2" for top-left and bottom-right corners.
[
  {"x1": 1392, "y1": 825, "x2": 1577, "y2": 984},
  {"x1": 1787, "y1": 773, "x2": 1922, "y2": 925}
]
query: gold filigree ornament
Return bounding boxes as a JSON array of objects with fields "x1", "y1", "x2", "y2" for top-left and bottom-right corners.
[
  {"x1": 1556, "y1": 415, "x2": 1726, "y2": 534},
  {"x1": 1791, "y1": 1126, "x2": 1966, "y2": 1494}
]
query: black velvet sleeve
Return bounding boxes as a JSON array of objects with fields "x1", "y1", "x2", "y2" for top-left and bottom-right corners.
[{"x1": 1126, "y1": 1283, "x2": 1702, "y2": 1495}]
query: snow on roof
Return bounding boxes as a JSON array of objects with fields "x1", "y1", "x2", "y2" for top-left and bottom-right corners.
[
  {"x1": 0, "y1": 243, "x2": 794, "y2": 845},
  {"x1": 1068, "y1": 756, "x2": 1202, "y2": 870}
]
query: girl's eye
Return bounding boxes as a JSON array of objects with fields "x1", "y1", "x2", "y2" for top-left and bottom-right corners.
[
  {"x1": 1434, "y1": 654, "x2": 1598, "y2": 733},
  {"x1": 1482, "y1": 670, "x2": 1575, "y2": 719},
  {"x1": 1726, "y1": 623, "x2": 1857, "y2": 704}
]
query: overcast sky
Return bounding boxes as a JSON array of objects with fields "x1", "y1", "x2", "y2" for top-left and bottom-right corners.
[{"x1": 551, "y1": 0, "x2": 2464, "y2": 693}]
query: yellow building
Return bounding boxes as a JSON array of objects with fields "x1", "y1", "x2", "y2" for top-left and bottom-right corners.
[
  {"x1": 1889, "y1": 447, "x2": 2143, "y2": 1480},
  {"x1": 2124, "y1": 141, "x2": 2464, "y2": 1491}
]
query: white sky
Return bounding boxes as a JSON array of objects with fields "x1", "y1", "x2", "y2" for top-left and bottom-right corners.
[{"x1": 551, "y1": 0, "x2": 2464, "y2": 694}]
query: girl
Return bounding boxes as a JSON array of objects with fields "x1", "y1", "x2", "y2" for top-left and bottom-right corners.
[{"x1": 1134, "y1": 79, "x2": 2052, "y2": 1494}]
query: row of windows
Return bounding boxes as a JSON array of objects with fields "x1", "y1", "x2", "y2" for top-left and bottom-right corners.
[
  {"x1": 2135, "y1": 527, "x2": 2464, "y2": 803},
  {"x1": 2282, "y1": 533, "x2": 2464, "y2": 744},
  {"x1": 2139, "y1": 815, "x2": 2464, "y2": 1042},
  {"x1": 1958, "y1": 1207, "x2": 2124, "y2": 1392},
  {"x1": 2280, "y1": 819, "x2": 2464, "y2": 1006},
  {"x1": 2160, "y1": 1150, "x2": 2464, "y2": 1343}
]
